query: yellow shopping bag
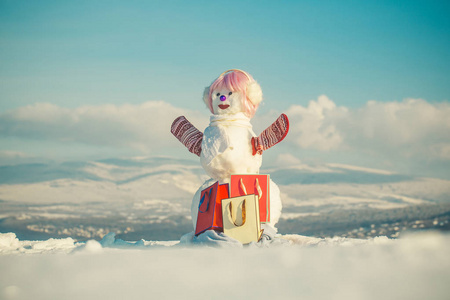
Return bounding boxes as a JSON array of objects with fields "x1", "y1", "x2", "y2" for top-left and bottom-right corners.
[{"x1": 221, "y1": 194, "x2": 263, "y2": 244}]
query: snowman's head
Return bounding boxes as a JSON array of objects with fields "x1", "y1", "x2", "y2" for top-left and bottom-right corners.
[{"x1": 203, "y1": 69, "x2": 263, "y2": 118}]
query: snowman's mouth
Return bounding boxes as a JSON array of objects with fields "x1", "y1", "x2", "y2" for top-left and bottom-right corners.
[{"x1": 219, "y1": 104, "x2": 230, "y2": 110}]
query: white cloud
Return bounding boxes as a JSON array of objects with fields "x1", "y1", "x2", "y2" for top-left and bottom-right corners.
[
  {"x1": 0, "y1": 101, "x2": 208, "y2": 154},
  {"x1": 343, "y1": 98, "x2": 450, "y2": 160},
  {"x1": 273, "y1": 153, "x2": 302, "y2": 167},
  {"x1": 284, "y1": 96, "x2": 450, "y2": 162},
  {"x1": 284, "y1": 95, "x2": 348, "y2": 151},
  {"x1": 0, "y1": 150, "x2": 30, "y2": 159}
]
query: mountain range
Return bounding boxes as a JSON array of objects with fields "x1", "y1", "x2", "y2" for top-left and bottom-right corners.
[{"x1": 0, "y1": 156, "x2": 449, "y2": 241}]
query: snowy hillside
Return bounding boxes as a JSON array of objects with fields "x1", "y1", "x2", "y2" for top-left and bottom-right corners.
[
  {"x1": 0, "y1": 156, "x2": 449, "y2": 241},
  {"x1": 1, "y1": 157, "x2": 450, "y2": 299}
]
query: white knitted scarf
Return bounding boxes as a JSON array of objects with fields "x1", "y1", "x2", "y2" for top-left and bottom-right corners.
[
  {"x1": 209, "y1": 112, "x2": 252, "y2": 129},
  {"x1": 201, "y1": 112, "x2": 255, "y2": 163}
]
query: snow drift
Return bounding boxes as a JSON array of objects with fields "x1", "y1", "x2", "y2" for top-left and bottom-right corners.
[{"x1": 1, "y1": 231, "x2": 449, "y2": 300}]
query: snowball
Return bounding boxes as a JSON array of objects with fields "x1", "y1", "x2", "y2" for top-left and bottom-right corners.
[{"x1": 83, "y1": 240, "x2": 103, "y2": 253}]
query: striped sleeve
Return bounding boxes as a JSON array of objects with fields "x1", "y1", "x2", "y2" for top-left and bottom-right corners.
[
  {"x1": 252, "y1": 114, "x2": 289, "y2": 155},
  {"x1": 171, "y1": 116, "x2": 203, "y2": 157}
]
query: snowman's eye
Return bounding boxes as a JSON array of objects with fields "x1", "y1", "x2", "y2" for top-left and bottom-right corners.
[
  {"x1": 228, "y1": 92, "x2": 232, "y2": 96},
  {"x1": 216, "y1": 93, "x2": 220, "y2": 97}
]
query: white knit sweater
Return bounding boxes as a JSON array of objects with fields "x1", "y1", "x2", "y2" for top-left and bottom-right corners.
[{"x1": 200, "y1": 112, "x2": 262, "y2": 183}]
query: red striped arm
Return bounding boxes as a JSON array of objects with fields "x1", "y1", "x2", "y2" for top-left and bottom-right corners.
[
  {"x1": 171, "y1": 116, "x2": 203, "y2": 157},
  {"x1": 252, "y1": 114, "x2": 289, "y2": 155}
]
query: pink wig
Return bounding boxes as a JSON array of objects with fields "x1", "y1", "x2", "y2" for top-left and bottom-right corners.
[{"x1": 203, "y1": 70, "x2": 263, "y2": 118}]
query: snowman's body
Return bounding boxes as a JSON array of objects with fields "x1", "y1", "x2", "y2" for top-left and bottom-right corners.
[
  {"x1": 200, "y1": 112, "x2": 262, "y2": 182},
  {"x1": 191, "y1": 113, "x2": 282, "y2": 232}
]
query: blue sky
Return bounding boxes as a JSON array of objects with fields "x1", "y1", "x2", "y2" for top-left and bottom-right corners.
[
  {"x1": 0, "y1": 0, "x2": 449, "y2": 178},
  {"x1": 1, "y1": 0, "x2": 449, "y2": 111}
]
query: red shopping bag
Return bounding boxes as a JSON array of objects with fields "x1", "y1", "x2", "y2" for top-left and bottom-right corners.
[
  {"x1": 230, "y1": 174, "x2": 270, "y2": 223},
  {"x1": 195, "y1": 181, "x2": 230, "y2": 236}
]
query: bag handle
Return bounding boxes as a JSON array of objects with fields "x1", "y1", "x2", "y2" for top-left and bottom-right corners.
[
  {"x1": 239, "y1": 178, "x2": 248, "y2": 195},
  {"x1": 255, "y1": 178, "x2": 263, "y2": 200},
  {"x1": 239, "y1": 178, "x2": 263, "y2": 200},
  {"x1": 198, "y1": 188, "x2": 213, "y2": 213},
  {"x1": 228, "y1": 200, "x2": 246, "y2": 227}
]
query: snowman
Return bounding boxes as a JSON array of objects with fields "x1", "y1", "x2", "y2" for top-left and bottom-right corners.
[{"x1": 171, "y1": 69, "x2": 289, "y2": 244}]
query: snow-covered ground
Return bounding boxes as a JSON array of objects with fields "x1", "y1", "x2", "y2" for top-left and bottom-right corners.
[
  {"x1": 1, "y1": 231, "x2": 449, "y2": 300},
  {"x1": 1, "y1": 157, "x2": 450, "y2": 299}
]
